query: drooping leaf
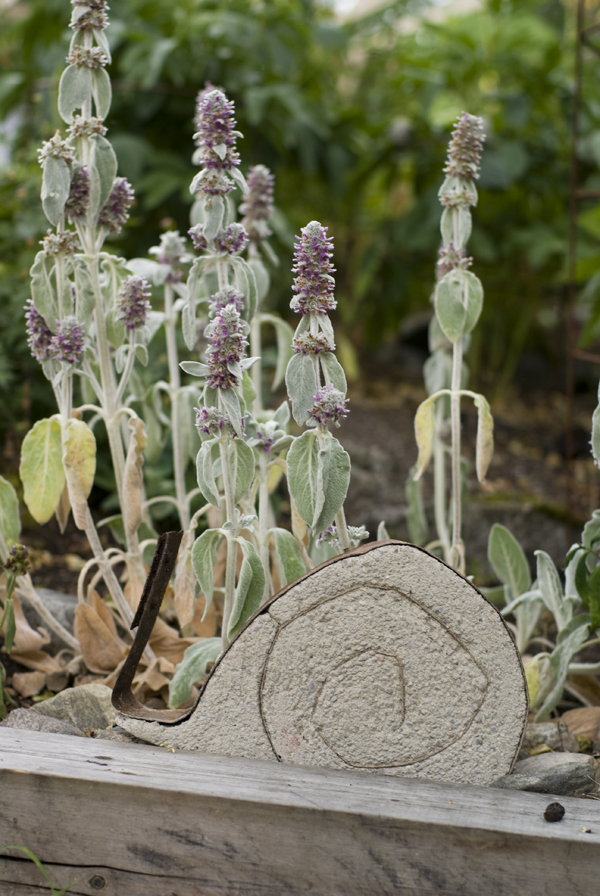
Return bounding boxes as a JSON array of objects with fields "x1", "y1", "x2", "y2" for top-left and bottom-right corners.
[
  {"x1": 196, "y1": 439, "x2": 221, "y2": 508},
  {"x1": 535, "y1": 550, "x2": 572, "y2": 632},
  {"x1": 168, "y1": 637, "x2": 222, "y2": 708},
  {"x1": 20, "y1": 417, "x2": 65, "y2": 525},
  {"x1": 191, "y1": 528, "x2": 224, "y2": 615},
  {"x1": 271, "y1": 527, "x2": 307, "y2": 587},
  {"x1": 260, "y1": 313, "x2": 294, "y2": 390},
  {"x1": 229, "y1": 538, "x2": 265, "y2": 638},
  {"x1": 174, "y1": 530, "x2": 198, "y2": 628},
  {"x1": 0, "y1": 475, "x2": 20, "y2": 543},
  {"x1": 63, "y1": 418, "x2": 96, "y2": 530},
  {"x1": 413, "y1": 396, "x2": 436, "y2": 480},
  {"x1": 122, "y1": 417, "x2": 146, "y2": 537},
  {"x1": 473, "y1": 393, "x2": 494, "y2": 482},
  {"x1": 405, "y1": 464, "x2": 428, "y2": 546},
  {"x1": 285, "y1": 351, "x2": 318, "y2": 425}
]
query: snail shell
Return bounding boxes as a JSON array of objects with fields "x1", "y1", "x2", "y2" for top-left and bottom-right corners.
[{"x1": 118, "y1": 541, "x2": 528, "y2": 786}]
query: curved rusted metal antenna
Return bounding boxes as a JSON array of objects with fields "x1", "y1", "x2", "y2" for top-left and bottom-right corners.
[{"x1": 112, "y1": 530, "x2": 196, "y2": 724}]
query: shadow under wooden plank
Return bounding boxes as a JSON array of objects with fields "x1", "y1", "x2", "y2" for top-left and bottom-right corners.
[{"x1": 0, "y1": 728, "x2": 599, "y2": 896}]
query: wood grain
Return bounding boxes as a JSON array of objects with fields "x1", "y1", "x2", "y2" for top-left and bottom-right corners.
[{"x1": 1, "y1": 728, "x2": 600, "y2": 895}]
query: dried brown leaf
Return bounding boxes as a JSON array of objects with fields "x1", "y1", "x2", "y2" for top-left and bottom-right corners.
[
  {"x1": 190, "y1": 594, "x2": 217, "y2": 638},
  {"x1": 122, "y1": 417, "x2": 146, "y2": 537},
  {"x1": 9, "y1": 594, "x2": 51, "y2": 652},
  {"x1": 74, "y1": 602, "x2": 126, "y2": 674},
  {"x1": 174, "y1": 530, "x2": 196, "y2": 628},
  {"x1": 55, "y1": 483, "x2": 71, "y2": 533},
  {"x1": 12, "y1": 670, "x2": 46, "y2": 697}
]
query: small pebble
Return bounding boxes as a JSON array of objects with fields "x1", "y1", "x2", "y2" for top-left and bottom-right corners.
[{"x1": 544, "y1": 802, "x2": 565, "y2": 822}]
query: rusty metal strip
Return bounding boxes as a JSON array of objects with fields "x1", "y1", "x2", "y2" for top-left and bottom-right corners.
[{"x1": 112, "y1": 530, "x2": 190, "y2": 723}]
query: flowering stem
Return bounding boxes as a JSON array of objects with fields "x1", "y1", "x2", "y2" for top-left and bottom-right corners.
[
  {"x1": 219, "y1": 431, "x2": 237, "y2": 650},
  {"x1": 250, "y1": 314, "x2": 262, "y2": 414},
  {"x1": 450, "y1": 337, "x2": 464, "y2": 573},
  {"x1": 258, "y1": 451, "x2": 272, "y2": 600},
  {"x1": 114, "y1": 330, "x2": 137, "y2": 408},
  {"x1": 433, "y1": 406, "x2": 451, "y2": 562},
  {"x1": 0, "y1": 531, "x2": 79, "y2": 651},
  {"x1": 334, "y1": 508, "x2": 352, "y2": 553},
  {"x1": 164, "y1": 282, "x2": 190, "y2": 530}
]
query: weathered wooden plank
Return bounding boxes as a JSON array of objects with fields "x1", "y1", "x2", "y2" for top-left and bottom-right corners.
[{"x1": 1, "y1": 728, "x2": 600, "y2": 896}]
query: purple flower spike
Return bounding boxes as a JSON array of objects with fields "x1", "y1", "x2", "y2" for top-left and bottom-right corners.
[
  {"x1": 209, "y1": 286, "x2": 245, "y2": 317},
  {"x1": 195, "y1": 406, "x2": 230, "y2": 437},
  {"x1": 51, "y1": 317, "x2": 85, "y2": 365},
  {"x1": 193, "y1": 89, "x2": 241, "y2": 173},
  {"x1": 291, "y1": 221, "x2": 337, "y2": 316},
  {"x1": 65, "y1": 165, "x2": 90, "y2": 221},
  {"x1": 3, "y1": 544, "x2": 31, "y2": 576},
  {"x1": 25, "y1": 300, "x2": 53, "y2": 363},
  {"x1": 308, "y1": 384, "x2": 348, "y2": 428},
  {"x1": 215, "y1": 223, "x2": 249, "y2": 255},
  {"x1": 240, "y1": 165, "x2": 274, "y2": 242},
  {"x1": 188, "y1": 224, "x2": 207, "y2": 252},
  {"x1": 98, "y1": 177, "x2": 135, "y2": 233},
  {"x1": 205, "y1": 305, "x2": 248, "y2": 390},
  {"x1": 117, "y1": 276, "x2": 152, "y2": 330},
  {"x1": 444, "y1": 113, "x2": 485, "y2": 180}
]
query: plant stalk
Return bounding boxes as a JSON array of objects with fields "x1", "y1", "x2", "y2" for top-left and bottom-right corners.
[{"x1": 164, "y1": 281, "x2": 190, "y2": 529}]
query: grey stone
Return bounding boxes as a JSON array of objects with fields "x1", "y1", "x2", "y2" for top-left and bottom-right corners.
[
  {"x1": 0, "y1": 707, "x2": 84, "y2": 738},
  {"x1": 119, "y1": 543, "x2": 528, "y2": 787},
  {"x1": 89, "y1": 727, "x2": 148, "y2": 744},
  {"x1": 20, "y1": 588, "x2": 77, "y2": 653},
  {"x1": 494, "y1": 752, "x2": 598, "y2": 796},
  {"x1": 30, "y1": 683, "x2": 115, "y2": 733},
  {"x1": 523, "y1": 722, "x2": 579, "y2": 754}
]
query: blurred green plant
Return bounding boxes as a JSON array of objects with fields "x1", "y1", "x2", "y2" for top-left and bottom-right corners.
[{"x1": 1, "y1": 0, "x2": 599, "y2": 442}]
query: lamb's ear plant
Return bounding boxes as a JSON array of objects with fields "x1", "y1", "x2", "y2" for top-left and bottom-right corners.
[
  {"x1": 285, "y1": 222, "x2": 367, "y2": 557},
  {"x1": 411, "y1": 113, "x2": 493, "y2": 574},
  {"x1": 486, "y1": 514, "x2": 600, "y2": 720},
  {"x1": 15, "y1": 0, "x2": 172, "y2": 683}
]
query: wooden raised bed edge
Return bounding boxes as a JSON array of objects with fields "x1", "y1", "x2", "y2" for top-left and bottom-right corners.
[{"x1": 1, "y1": 729, "x2": 600, "y2": 896}]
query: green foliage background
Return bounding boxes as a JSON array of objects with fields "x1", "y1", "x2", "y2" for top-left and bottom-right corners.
[{"x1": 0, "y1": 0, "x2": 598, "y2": 440}]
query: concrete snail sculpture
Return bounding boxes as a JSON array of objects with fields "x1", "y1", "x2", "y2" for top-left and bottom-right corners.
[{"x1": 113, "y1": 534, "x2": 528, "y2": 786}]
